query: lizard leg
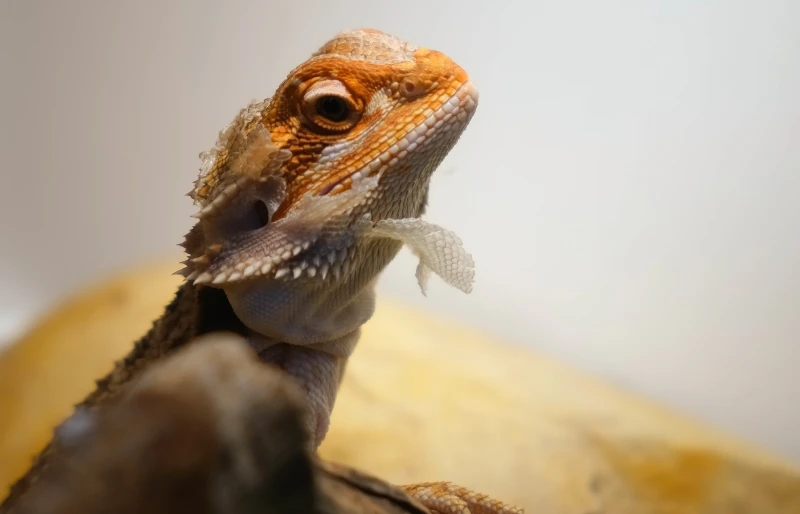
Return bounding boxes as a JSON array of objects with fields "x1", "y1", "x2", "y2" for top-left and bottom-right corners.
[
  {"x1": 401, "y1": 482, "x2": 523, "y2": 514},
  {"x1": 255, "y1": 342, "x2": 345, "y2": 448}
]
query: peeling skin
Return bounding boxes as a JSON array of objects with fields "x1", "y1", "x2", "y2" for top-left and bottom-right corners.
[{"x1": 177, "y1": 28, "x2": 479, "y2": 448}]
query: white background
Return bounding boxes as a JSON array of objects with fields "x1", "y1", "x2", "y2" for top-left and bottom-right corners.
[{"x1": 2, "y1": 1, "x2": 798, "y2": 462}]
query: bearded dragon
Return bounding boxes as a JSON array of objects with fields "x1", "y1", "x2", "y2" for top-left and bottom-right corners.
[
  {"x1": 180, "y1": 27, "x2": 478, "y2": 449},
  {"x1": 2, "y1": 29, "x2": 520, "y2": 513}
]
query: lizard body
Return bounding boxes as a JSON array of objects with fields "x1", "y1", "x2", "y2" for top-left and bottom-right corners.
[
  {"x1": 2, "y1": 29, "x2": 521, "y2": 513},
  {"x1": 180, "y1": 27, "x2": 477, "y2": 448}
]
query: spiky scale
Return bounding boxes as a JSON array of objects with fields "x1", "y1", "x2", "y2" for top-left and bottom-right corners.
[{"x1": 194, "y1": 272, "x2": 213, "y2": 285}]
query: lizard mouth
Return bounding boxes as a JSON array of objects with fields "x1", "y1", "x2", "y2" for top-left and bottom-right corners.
[{"x1": 319, "y1": 80, "x2": 479, "y2": 196}]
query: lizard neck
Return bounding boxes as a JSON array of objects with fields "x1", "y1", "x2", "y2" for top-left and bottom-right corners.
[
  {"x1": 217, "y1": 172, "x2": 429, "y2": 350},
  {"x1": 223, "y1": 238, "x2": 402, "y2": 351}
]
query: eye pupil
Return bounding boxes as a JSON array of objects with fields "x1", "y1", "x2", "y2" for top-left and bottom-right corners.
[{"x1": 315, "y1": 96, "x2": 349, "y2": 123}]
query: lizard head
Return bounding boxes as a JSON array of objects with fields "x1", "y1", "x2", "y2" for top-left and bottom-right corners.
[{"x1": 180, "y1": 28, "x2": 478, "y2": 290}]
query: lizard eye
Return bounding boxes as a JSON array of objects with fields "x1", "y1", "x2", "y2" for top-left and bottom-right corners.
[
  {"x1": 301, "y1": 79, "x2": 361, "y2": 133},
  {"x1": 315, "y1": 96, "x2": 349, "y2": 122}
]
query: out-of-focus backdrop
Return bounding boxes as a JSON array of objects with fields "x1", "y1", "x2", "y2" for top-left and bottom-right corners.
[{"x1": 1, "y1": 0, "x2": 798, "y2": 462}]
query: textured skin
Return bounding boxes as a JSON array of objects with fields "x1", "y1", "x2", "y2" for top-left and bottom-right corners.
[{"x1": 2, "y1": 29, "x2": 521, "y2": 514}]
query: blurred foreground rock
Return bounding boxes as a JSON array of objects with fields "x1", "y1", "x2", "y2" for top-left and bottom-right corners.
[{"x1": 11, "y1": 334, "x2": 450, "y2": 514}]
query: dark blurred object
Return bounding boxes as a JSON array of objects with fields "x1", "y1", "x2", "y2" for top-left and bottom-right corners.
[{"x1": 10, "y1": 334, "x2": 429, "y2": 514}]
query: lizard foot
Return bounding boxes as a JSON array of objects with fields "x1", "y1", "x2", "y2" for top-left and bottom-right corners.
[{"x1": 401, "y1": 482, "x2": 523, "y2": 514}]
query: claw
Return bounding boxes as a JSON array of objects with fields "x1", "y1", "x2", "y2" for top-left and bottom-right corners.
[{"x1": 401, "y1": 482, "x2": 523, "y2": 514}]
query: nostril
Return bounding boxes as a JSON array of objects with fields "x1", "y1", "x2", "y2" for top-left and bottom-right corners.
[{"x1": 254, "y1": 200, "x2": 270, "y2": 228}]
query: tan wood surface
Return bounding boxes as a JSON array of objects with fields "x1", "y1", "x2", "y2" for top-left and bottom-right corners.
[{"x1": 1, "y1": 258, "x2": 799, "y2": 513}]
